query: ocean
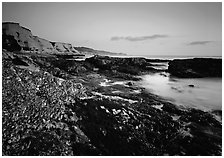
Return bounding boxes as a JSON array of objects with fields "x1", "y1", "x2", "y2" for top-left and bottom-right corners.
[
  {"x1": 139, "y1": 72, "x2": 222, "y2": 112},
  {"x1": 135, "y1": 55, "x2": 222, "y2": 112},
  {"x1": 111, "y1": 54, "x2": 222, "y2": 60}
]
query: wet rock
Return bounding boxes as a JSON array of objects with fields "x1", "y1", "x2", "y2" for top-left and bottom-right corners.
[
  {"x1": 168, "y1": 58, "x2": 222, "y2": 78},
  {"x1": 126, "y1": 81, "x2": 134, "y2": 86},
  {"x1": 12, "y1": 57, "x2": 29, "y2": 66},
  {"x1": 211, "y1": 110, "x2": 222, "y2": 117},
  {"x1": 2, "y1": 34, "x2": 22, "y2": 52},
  {"x1": 85, "y1": 55, "x2": 153, "y2": 75}
]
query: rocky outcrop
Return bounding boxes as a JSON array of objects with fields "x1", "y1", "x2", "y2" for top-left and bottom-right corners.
[
  {"x1": 168, "y1": 58, "x2": 222, "y2": 78},
  {"x1": 2, "y1": 22, "x2": 80, "y2": 55},
  {"x1": 85, "y1": 55, "x2": 156, "y2": 75}
]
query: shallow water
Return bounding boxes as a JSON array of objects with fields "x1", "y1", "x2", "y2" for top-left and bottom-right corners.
[{"x1": 139, "y1": 72, "x2": 222, "y2": 111}]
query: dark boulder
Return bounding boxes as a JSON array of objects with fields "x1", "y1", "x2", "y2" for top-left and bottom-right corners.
[
  {"x1": 3, "y1": 34, "x2": 22, "y2": 52},
  {"x1": 168, "y1": 58, "x2": 222, "y2": 78},
  {"x1": 85, "y1": 55, "x2": 112, "y2": 70},
  {"x1": 126, "y1": 81, "x2": 134, "y2": 86},
  {"x1": 12, "y1": 57, "x2": 29, "y2": 66}
]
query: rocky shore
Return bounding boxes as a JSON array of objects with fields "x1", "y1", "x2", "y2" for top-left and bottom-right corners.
[{"x1": 2, "y1": 51, "x2": 222, "y2": 156}]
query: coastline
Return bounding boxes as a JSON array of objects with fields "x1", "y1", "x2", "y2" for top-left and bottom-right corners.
[
  {"x1": 2, "y1": 51, "x2": 222, "y2": 156},
  {"x1": 109, "y1": 54, "x2": 222, "y2": 60}
]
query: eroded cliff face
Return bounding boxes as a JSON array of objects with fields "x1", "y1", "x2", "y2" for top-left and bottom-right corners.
[
  {"x1": 52, "y1": 42, "x2": 79, "y2": 54},
  {"x1": 2, "y1": 22, "x2": 79, "y2": 54}
]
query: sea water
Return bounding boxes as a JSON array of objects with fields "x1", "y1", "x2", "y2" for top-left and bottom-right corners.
[
  {"x1": 140, "y1": 72, "x2": 222, "y2": 111},
  {"x1": 136, "y1": 56, "x2": 222, "y2": 112},
  {"x1": 134, "y1": 55, "x2": 222, "y2": 112}
]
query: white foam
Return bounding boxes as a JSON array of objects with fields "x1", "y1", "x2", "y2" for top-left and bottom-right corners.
[
  {"x1": 80, "y1": 96, "x2": 95, "y2": 100},
  {"x1": 100, "y1": 106, "x2": 110, "y2": 113},
  {"x1": 112, "y1": 109, "x2": 121, "y2": 115},
  {"x1": 99, "y1": 82, "x2": 110, "y2": 87},
  {"x1": 112, "y1": 90, "x2": 123, "y2": 94},
  {"x1": 99, "y1": 78, "x2": 111, "y2": 87},
  {"x1": 152, "y1": 104, "x2": 163, "y2": 111},
  {"x1": 132, "y1": 90, "x2": 141, "y2": 94},
  {"x1": 92, "y1": 92, "x2": 138, "y2": 104},
  {"x1": 111, "y1": 81, "x2": 127, "y2": 85}
]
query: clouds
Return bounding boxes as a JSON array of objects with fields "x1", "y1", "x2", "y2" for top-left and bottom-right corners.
[
  {"x1": 188, "y1": 41, "x2": 213, "y2": 46},
  {"x1": 111, "y1": 34, "x2": 169, "y2": 42}
]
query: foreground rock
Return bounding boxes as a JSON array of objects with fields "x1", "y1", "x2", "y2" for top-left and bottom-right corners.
[
  {"x1": 168, "y1": 58, "x2": 222, "y2": 78},
  {"x1": 2, "y1": 51, "x2": 222, "y2": 156}
]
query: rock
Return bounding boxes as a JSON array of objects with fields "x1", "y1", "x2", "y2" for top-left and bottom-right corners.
[
  {"x1": 68, "y1": 65, "x2": 87, "y2": 74},
  {"x1": 160, "y1": 72, "x2": 168, "y2": 77},
  {"x1": 211, "y1": 109, "x2": 222, "y2": 116},
  {"x1": 12, "y1": 57, "x2": 29, "y2": 66},
  {"x1": 168, "y1": 58, "x2": 222, "y2": 78},
  {"x1": 2, "y1": 34, "x2": 22, "y2": 52},
  {"x1": 85, "y1": 55, "x2": 153, "y2": 75},
  {"x1": 188, "y1": 84, "x2": 194, "y2": 87},
  {"x1": 126, "y1": 81, "x2": 134, "y2": 86}
]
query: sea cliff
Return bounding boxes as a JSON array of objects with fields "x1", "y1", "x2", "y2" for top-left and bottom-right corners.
[{"x1": 2, "y1": 22, "x2": 79, "y2": 54}]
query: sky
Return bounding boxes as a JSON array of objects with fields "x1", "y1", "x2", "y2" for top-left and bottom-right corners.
[{"x1": 2, "y1": 2, "x2": 222, "y2": 56}]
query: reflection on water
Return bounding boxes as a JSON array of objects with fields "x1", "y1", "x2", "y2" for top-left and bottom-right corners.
[{"x1": 139, "y1": 72, "x2": 222, "y2": 111}]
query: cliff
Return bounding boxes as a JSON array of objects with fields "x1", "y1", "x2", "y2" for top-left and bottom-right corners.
[{"x1": 2, "y1": 22, "x2": 80, "y2": 55}]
